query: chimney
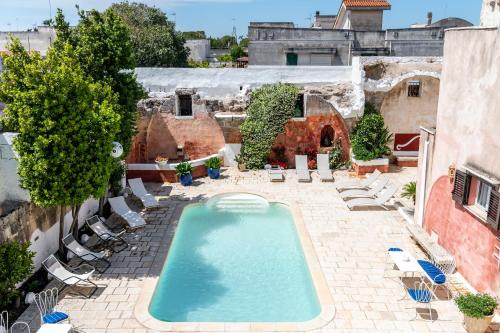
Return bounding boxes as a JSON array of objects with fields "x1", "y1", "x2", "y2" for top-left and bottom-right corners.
[{"x1": 427, "y1": 12, "x2": 433, "y2": 26}]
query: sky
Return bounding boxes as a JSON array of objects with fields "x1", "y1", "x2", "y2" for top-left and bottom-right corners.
[{"x1": 0, "y1": 0, "x2": 483, "y2": 38}]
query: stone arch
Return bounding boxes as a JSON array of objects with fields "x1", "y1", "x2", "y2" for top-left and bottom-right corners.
[{"x1": 272, "y1": 95, "x2": 351, "y2": 167}]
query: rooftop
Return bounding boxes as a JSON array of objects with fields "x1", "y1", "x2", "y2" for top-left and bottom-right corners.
[{"x1": 343, "y1": 0, "x2": 391, "y2": 9}]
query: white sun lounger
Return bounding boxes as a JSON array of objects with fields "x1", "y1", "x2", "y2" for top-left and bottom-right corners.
[
  {"x1": 295, "y1": 155, "x2": 311, "y2": 182},
  {"x1": 62, "y1": 234, "x2": 110, "y2": 273},
  {"x1": 85, "y1": 216, "x2": 128, "y2": 252},
  {"x1": 317, "y1": 154, "x2": 334, "y2": 182},
  {"x1": 346, "y1": 184, "x2": 398, "y2": 210},
  {"x1": 268, "y1": 166, "x2": 285, "y2": 182},
  {"x1": 128, "y1": 178, "x2": 160, "y2": 208},
  {"x1": 341, "y1": 177, "x2": 390, "y2": 199},
  {"x1": 335, "y1": 169, "x2": 382, "y2": 191},
  {"x1": 42, "y1": 255, "x2": 97, "y2": 298},
  {"x1": 108, "y1": 196, "x2": 146, "y2": 229}
]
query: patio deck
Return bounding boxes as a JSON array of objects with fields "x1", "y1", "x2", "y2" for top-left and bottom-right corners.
[{"x1": 16, "y1": 167, "x2": 483, "y2": 333}]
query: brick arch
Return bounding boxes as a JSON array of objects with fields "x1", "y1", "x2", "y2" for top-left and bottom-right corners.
[{"x1": 272, "y1": 95, "x2": 351, "y2": 168}]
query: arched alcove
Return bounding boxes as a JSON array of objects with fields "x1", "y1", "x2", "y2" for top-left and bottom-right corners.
[{"x1": 320, "y1": 125, "x2": 335, "y2": 147}]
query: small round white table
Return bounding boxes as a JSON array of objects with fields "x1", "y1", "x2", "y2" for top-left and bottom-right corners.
[{"x1": 37, "y1": 324, "x2": 72, "y2": 333}]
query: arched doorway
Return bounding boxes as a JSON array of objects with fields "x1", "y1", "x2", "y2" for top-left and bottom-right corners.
[{"x1": 320, "y1": 125, "x2": 335, "y2": 147}]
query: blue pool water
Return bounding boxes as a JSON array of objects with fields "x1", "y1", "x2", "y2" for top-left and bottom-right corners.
[{"x1": 149, "y1": 193, "x2": 321, "y2": 322}]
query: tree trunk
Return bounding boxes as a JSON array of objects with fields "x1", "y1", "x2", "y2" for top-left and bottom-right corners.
[
  {"x1": 69, "y1": 204, "x2": 82, "y2": 239},
  {"x1": 58, "y1": 205, "x2": 66, "y2": 256}
]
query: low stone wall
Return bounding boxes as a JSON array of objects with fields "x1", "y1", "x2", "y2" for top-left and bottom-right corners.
[
  {"x1": 0, "y1": 202, "x2": 61, "y2": 244},
  {"x1": 127, "y1": 165, "x2": 208, "y2": 183}
]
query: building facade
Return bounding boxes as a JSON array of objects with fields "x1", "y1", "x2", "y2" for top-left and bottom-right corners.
[
  {"x1": 248, "y1": 0, "x2": 472, "y2": 66},
  {"x1": 415, "y1": 27, "x2": 500, "y2": 295}
]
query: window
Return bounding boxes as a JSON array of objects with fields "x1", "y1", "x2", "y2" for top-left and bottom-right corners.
[
  {"x1": 294, "y1": 94, "x2": 305, "y2": 118},
  {"x1": 178, "y1": 94, "x2": 192, "y2": 117},
  {"x1": 408, "y1": 81, "x2": 421, "y2": 97},
  {"x1": 476, "y1": 181, "x2": 492, "y2": 211}
]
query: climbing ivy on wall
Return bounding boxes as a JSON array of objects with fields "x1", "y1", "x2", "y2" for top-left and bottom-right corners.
[{"x1": 240, "y1": 83, "x2": 299, "y2": 169}]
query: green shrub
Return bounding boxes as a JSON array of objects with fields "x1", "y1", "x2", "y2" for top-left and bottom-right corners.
[
  {"x1": 230, "y1": 45, "x2": 246, "y2": 62},
  {"x1": 327, "y1": 139, "x2": 346, "y2": 170},
  {"x1": 0, "y1": 241, "x2": 34, "y2": 308},
  {"x1": 175, "y1": 162, "x2": 193, "y2": 176},
  {"x1": 205, "y1": 157, "x2": 222, "y2": 169},
  {"x1": 455, "y1": 294, "x2": 498, "y2": 318},
  {"x1": 109, "y1": 160, "x2": 125, "y2": 196},
  {"x1": 351, "y1": 106, "x2": 392, "y2": 161},
  {"x1": 240, "y1": 83, "x2": 299, "y2": 169},
  {"x1": 401, "y1": 181, "x2": 417, "y2": 203},
  {"x1": 218, "y1": 54, "x2": 232, "y2": 62},
  {"x1": 188, "y1": 60, "x2": 210, "y2": 68}
]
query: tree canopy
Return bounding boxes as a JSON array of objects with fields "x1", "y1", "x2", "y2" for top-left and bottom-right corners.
[
  {"x1": 109, "y1": 2, "x2": 189, "y2": 67},
  {"x1": 0, "y1": 39, "x2": 121, "y2": 208},
  {"x1": 210, "y1": 35, "x2": 237, "y2": 49},
  {"x1": 54, "y1": 7, "x2": 145, "y2": 156},
  {"x1": 183, "y1": 31, "x2": 206, "y2": 40}
]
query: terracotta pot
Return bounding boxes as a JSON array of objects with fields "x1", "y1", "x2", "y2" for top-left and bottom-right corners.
[
  {"x1": 238, "y1": 163, "x2": 246, "y2": 172},
  {"x1": 463, "y1": 314, "x2": 494, "y2": 333}
]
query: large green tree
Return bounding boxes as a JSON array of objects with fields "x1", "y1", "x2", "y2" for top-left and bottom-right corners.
[
  {"x1": 54, "y1": 7, "x2": 145, "y2": 156},
  {"x1": 109, "y1": 2, "x2": 189, "y2": 67},
  {"x1": 0, "y1": 39, "x2": 121, "y2": 241}
]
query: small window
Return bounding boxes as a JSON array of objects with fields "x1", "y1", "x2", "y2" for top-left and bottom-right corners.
[
  {"x1": 178, "y1": 95, "x2": 193, "y2": 117},
  {"x1": 408, "y1": 81, "x2": 421, "y2": 97},
  {"x1": 476, "y1": 181, "x2": 492, "y2": 211},
  {"x1": 294, "y1": 94, "x2": 305, "y2": 118}
]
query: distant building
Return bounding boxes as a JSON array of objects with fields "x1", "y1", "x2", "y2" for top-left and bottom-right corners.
[
  {"x1": 185, "y1": 39, "x2": 211, "y2": 62},
  {"x1": 0, "y1": 26, "x2": 55, "y2": 56},
  {"x1": 248, "y1": 0, "x2": 473, "y2": 66}
]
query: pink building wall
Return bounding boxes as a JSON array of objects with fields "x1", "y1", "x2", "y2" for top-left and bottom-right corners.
[{"x1": 420, "y1": 27, "x2": 500, "y2": 294}]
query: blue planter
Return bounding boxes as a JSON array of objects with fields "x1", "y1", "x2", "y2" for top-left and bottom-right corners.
[
  {"x1": 179, "y1": 173, "x2": 193, "y2": 186},
  {"x1": 208, "y1": 168, "x2": 221, "y2": 179}
]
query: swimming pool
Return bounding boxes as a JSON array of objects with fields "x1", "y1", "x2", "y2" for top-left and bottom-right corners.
[{"x1": 148, "y1": 193, "x2": 321, "y2": 323}]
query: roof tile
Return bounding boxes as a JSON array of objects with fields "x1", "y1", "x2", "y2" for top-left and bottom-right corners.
[{"x1": 343, "y1": 0, "x2": 391, "y2": 9}]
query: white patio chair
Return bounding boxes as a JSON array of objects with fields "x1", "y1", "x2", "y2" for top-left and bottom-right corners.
[
  {"x1": 128, "y1": 178, "x2": 160, "y2": 208},
  {"x1": 295, "y1": 155, "x2": 311, "y2": 182},
  {"x1": 42, "y1": 255, "x2": 97, "y2": 298},
  {"x1": 34, "y1": 288, "x2": 69, "y2": 325},
  {"x1": 340, "y1": 177, "x2": 390, "y2": 199},
  {"x1": 317, "y1": 154, "x2": 334, "y2": 182},
  {"x1": 62, "y1": 234, "x2": 110, "y2": 273},
  {"x1": 268, "y1": 165, "x2": 285, "y2": 182},
  {"x1": 1, "y1": 311, "x2": 30, "y2": 333},
  {"x1": 108, "y1": 196, "x2": 146, "y2": 229},
  {"x1": 346, "y1": 184, "x2": 398, "y2": 210},
  {"x1": 335, "y1": 169, "x2": 382, "y2": 191},
  {"x1": 85, "y1": 215, "x2": 128, "y2": 253}
]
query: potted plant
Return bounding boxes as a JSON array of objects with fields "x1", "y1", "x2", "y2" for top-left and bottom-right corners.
[
  {"x1": 205, "y1": 157, "x2": 222, "y2": 179},
  {"x1": 350, "y1": 104, "x2": 392, "y2": 175},
  {"x1": 401, "y1": 181, "x2": 417, "y2": 204},
  {"x1": 234, "y1": 154, "x2": 246, "y2": 172},
  {"x1": 175, "y1": 162, "x2": 193, "y2": 186},
  {"x1": 455, "y1": 293, "x2": 498, "y2": 333},
  {"x1": 155, "y1": 155, "x2": 169, "y2": 167}
]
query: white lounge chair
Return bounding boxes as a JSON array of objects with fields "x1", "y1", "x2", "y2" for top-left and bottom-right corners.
[
  {"x1": 85, "y1": 215, "x2": 128, "y2": 252},
  {"x1": 317, "y1": 154, "x2": 334, "y2": 182},
  {"x1": 335, "y1": 169, "x2": 382, "y2": 191},
  {"x1": 295, "y1": 155, "x2": 311, "y2": 182},
  {"x1": 108, "y1": 196, "x2": 146, "y2": 229},
  {"x1": 268, "y1": 166, "x2": 285, "y2": 182},
  {"x1": 1, "y1": 310, "x2": 30, "y2": 333},
  {"x1": 42, "y1": 255, "x2": 97, "y2": 298},
  {"x1": 346, "y1": 184, "x2": 398, "y2": 210},
  {"x1": 128, "y1": 178, "x2": 159, "y2": 208},
  {"x1": 62, "y1": 234, "x2": 110, "y2": 273},
  {"x1": 340, "y1": 177, "x2": 390, "y2": 199}
]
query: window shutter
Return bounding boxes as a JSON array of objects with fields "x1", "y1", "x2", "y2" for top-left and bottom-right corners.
[
  {"x1": 487, "y1": 190, "x2": 500, "y2": 231},
  {"x1": 452, "y1": 170, "x2": 471, "y2": 205}
]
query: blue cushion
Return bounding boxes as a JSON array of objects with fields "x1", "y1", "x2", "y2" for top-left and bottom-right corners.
[
  {"x1": 418, "y1": 260, "x2": 446, "y2": 284},
  {"x1": 42, "y1": 311, "x2": 68, "y2": 324},
  {"x1": 407, "y1": 288, "x2": 432, "y2": 303},
  {"x1": 388, "y1": 247, "x2": 402, "y2": 252}
]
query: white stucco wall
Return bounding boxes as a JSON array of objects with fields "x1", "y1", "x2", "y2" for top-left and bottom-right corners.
[
  {"x1": 0, "y1": 133, "x2": 28, "y2": 203},
  {"x1": 185, "y1": 39, "x2": 210, "y2": 62},
  {"x1": 481, "y1": 0, "x2": 500, "y2": 27},
  {"x1": 0, "y1": 27, "x2": 55, "y2": 56}
]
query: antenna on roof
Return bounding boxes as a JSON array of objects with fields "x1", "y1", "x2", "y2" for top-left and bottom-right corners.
[{"x1": 48, "y1": 0, "x2": 52, "y2": 25}]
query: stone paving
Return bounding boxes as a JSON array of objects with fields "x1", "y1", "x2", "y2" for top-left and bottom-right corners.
[{"x1": 17, "y1": 166, "x2": 499, "y2": 333}]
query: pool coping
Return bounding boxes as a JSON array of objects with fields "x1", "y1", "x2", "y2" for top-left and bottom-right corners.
[{"x1": 134, "y1": 191, "x2": 335, "y2": 332}]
